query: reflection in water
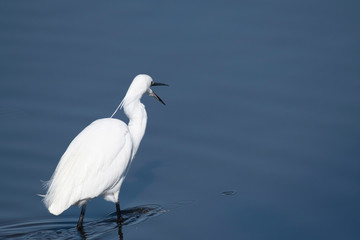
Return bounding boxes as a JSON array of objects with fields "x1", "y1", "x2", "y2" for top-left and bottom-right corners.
[{"x1": 0, "y1": 205, "x2": 165, "y2": 240}]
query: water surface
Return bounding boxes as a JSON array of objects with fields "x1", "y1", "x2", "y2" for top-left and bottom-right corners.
[{"x1": 0, "y1": 1, "x2": 359, "y2": 239}]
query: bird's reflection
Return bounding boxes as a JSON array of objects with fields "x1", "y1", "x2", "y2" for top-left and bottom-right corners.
[
  {"x1": 0, "y1": 204, "x2": 168, "y2": 239},
  {"x1": 77, "y1": 222, "x2": 124, "y2": 240},
  {"x1": 117, "y1": 223, "x2": 124, "y2": 240},
  {"x1": 78, "y1": 226, "x2": 87, "y2": 239},
  {"x1": 75, "y1": 204, "x2": 163, "y2": 240}
]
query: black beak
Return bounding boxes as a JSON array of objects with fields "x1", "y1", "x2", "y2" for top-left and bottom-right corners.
[
  {"x1": 150, "y1": 82, "x2": 168, "y2": 105},
  {"x1": 151, "y1": 82, "x2": 169, "y2": 87}
]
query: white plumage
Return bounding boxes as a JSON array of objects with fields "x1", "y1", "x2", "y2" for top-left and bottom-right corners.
[
  {"x1": 42, "y1": 74, "x2": 167, "y2": 229},
  {"x1": 44, "y1": 119, "x2": 132, "y2": 215}
]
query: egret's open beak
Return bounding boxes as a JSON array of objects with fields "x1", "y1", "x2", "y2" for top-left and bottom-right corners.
[
  {"x1": 150, "y1": 82, "x2": 168, "y2": 105},
  {"x1": 151, "y1": 82, "x2": 168, "y2": 87}
]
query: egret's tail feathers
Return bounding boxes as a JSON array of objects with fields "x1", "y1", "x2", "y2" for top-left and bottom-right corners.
[
  {"x1": 37, "y1": 194, "x2": 46, "y2": 198},
  {"x1": 48, "y1": 203, "x2": 65, "y2": 216}
]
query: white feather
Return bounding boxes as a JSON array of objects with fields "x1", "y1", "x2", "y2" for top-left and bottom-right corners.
[
  {"x1": 42, "y1": 74, "x2": 161, "y2": 216},
  {"x1": 44, "y1": 118, "x2": 132, "y2": 215}
]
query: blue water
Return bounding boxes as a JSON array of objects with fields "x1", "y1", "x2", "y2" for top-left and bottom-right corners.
[{"x1": 0, "y1": 1, "x2": 359, "y2": 239}]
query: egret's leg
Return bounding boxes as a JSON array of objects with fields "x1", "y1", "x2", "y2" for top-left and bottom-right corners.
[
  {"x1": 77, "y1": 204, "x2": 87, "y2": 230},
  {"x1": 116, "y1": 201, "x2": 124, "y2": 223}
]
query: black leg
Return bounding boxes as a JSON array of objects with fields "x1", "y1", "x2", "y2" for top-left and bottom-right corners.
[
  {"x1": 116, "y1": 201, "x2": 124, "y2": 223},
  {"x1": 77, "y1": 204, "x2": 87, "y2": 230}
]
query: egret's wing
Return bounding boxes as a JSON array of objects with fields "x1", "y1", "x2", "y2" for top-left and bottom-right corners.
[{"x1": 44, "y1": 118, "x2": 132, "y2": 215}]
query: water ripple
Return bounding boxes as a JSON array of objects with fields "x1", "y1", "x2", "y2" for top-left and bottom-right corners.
[{"x1": 0, "y1": 204, "x2": 165, "y2": 240}]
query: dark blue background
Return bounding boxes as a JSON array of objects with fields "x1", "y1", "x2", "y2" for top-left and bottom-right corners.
[{"x1": 0, "y1": 1, "x2": 359, "y2": 239}]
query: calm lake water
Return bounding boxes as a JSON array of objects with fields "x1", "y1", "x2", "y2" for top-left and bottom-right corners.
[{"x1": 0, "y1": 1, "x2": 359, "y2": 239}]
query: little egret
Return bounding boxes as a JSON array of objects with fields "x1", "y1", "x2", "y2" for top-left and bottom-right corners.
[{"x1": 42, "y1": 74, "x2": 168, "y2": 230}]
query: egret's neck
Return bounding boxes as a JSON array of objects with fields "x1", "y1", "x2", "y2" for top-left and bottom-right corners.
[{"x1": 123, "y1": 100, "x2": 148, "y2": 158}]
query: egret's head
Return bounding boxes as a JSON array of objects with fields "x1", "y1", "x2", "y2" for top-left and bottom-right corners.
[
  {"x1": 125, "y1": 74, "x2": 168, "y2": 106},
  {"x1": 110, "y1": 74, "x2": 168, "y2": 118}
]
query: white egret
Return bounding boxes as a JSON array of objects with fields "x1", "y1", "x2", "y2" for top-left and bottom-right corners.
[{"x1": 42, "y1": 74, "x2": 168, "y2": 230}]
